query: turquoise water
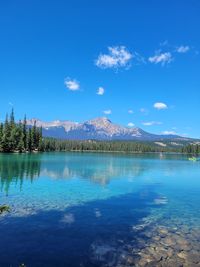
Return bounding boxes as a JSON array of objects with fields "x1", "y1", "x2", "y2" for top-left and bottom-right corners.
[{"x1": 0, "y1": 152, "x2": 200, "y2": 266}]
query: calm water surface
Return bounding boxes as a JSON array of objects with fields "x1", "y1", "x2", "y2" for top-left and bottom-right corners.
[{"x1": 0, "y1": 152, "x2": 200, "y2": 267}]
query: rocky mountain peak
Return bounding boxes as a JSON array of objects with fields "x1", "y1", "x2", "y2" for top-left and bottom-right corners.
[
  {"x1": 86, "y1": 117, "x2": 112, "y2": 127},
  {"x1": 26, "y1": 117, "x2": 184, "y2": 141}
]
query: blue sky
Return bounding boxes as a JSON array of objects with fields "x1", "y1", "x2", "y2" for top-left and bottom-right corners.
[{"x1": 0, "y1": 0, "x2": 200, "y2": 138}]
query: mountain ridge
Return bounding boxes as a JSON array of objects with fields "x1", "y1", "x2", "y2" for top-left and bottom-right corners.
[{"x1": 26, "y1": 117, "x2": 191, "y2": 141}]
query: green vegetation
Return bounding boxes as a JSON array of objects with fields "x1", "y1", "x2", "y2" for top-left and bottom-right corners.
[
  {"x1": 0, "y1": 109, "x2": 42, "y2": 153},
  {"x1": 41, "y1": 138, "x2": 175, "y2": 153},
  {"x1": 181, "y1": 144, "x2": 200, "y2": 155},
  {"x1": 0, "y1": 204, "x2": 10, "y2": 214}
]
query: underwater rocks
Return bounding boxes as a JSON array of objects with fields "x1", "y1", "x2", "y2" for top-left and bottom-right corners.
[{"x1": 90, "y1": 221, "x2": 200, "y2": 267}]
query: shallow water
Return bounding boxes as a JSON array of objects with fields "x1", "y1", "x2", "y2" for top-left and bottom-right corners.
[{"x1": 0, "y1": 152, "x2": 200, "y2": 267}]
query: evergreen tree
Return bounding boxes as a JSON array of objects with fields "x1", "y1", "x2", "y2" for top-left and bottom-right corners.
[
  {"x1": 0, "y1": 123, "x2": 3, "y2": 150},
  {"x1": 0, "y1": 110, "x2": 43, "y2": 153},
  {"x1": 38, "y1": 127, "x2": 44, "y2": 151},
  {"x1": 28, "y1": 128, "x2": 33, "y2": 152},
  {"x1": 1, "y1": 114, "x2": 11, "y2": 152},
  {"x1": 17, "y1": 121, "x2": 24, "y2": 152},
  {"x1": 32, "y1": 120, "x2": 37, "y2": 150},
  {"x1": 23, "y1": 115, "x2": 27, "y2": 150},
  {"x1": 9, "y1": 108, "x2": 17, "y2": 151}
]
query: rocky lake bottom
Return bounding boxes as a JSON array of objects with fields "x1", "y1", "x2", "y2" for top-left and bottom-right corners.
[{"x1": 91, "y1": 210, "x2": 200, "y2": 267}]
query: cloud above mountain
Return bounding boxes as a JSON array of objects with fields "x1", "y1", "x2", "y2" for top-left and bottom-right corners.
[
  {"x1": 95, "y1": 46, "x2": 132, "y2": 69},
  {"x1": 176, "y1": 45, "x2": 190, "y2": 53},
  {"x1": 97, "y1": 87, "x2": 105, "y2": 95},
  {"x1": 142, "y1": 121, "x2": 162, "y2": 126},
  {"x1": 148, "y1": 43, "x2": 191, "y2": 66},
  {"x1": 149, "y1": 52, "x2": 173, "y2": 66},
  {"x1": 162, "y1": 130, "x2": 177, "y2": 135},
  {"x1": 127, "y1": 122, "x2": 135, "y2": 127},
  {"x1": 103, "y1": 109, "x2": 112, "y2": 115},
  {"x1": 153, "y1": 102, "x2": 168, "y2": 110},
  {"x1": 64, "y1": 78, "x2": 80, "y2": 91}
]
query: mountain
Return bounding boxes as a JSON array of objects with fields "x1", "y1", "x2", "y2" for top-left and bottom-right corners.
[{"x1": 26, "y1": 117, "x2": 192, "y2": 142}]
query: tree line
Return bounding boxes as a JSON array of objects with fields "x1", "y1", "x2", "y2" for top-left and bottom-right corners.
[
  {"x1": 41, "y1": 138, "x2": 177, "y2": 153},
  {"x1": 31, "y1": 138, "x2": 200, "y2": 154},
  {"x1": 0, "y1": 109, "x2": 42, "y2": 152},
  {"x1": 181, "y1": 144, "x2": 200, "y2": 155}
]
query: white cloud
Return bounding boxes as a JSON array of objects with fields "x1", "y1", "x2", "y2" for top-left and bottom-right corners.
[
  {"x1": 142, "y1": 121, "x2": 162, "y2": 126},
  {"x1": 127, "y1": 122, "x2": 135, "y2": 127},
  {"x1": 149, "y1": 52, "x2": 173, "y2": 66},
  {"x1": 128, "y1": 109, "x2": 134, "y2": 114},
  {"x1": 176, "y1": 45, "x2": 190, "y2": 53},
  {"x1": 103, "y1": 109, "x2": 112, "y2": 115},
  {"x1": 95, "y1": 46, "x2": 132, "y2": 69},
  {"x1": 8, "y1": 102, "x2": 13, "y2": 106},
  {"x1": 162, "y1": 131, "x2": 177, "y2": 135},
  {"x1": 153, "y1": 102, "x2": 168, "y2": 110},
  {"x1": 64, "y1": 78, "x2": 80, "y2": 91},
  {"x1": 97, "y1": 87, "x2": 105, "y2": 95}
]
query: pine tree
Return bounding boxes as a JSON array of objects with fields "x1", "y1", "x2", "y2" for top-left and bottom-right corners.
[
  {"x1": 23, "y1": 115, "x2": 27, "y2": 150},
  {"x1": 0, "y1": 110, "x2": 43, "y2": 153},
  {"x1": 38, "y1": 127, "x2": 43, "y2": 151},
  {"x1": 28, "y1": 128, "x2": 32, "y2": 152},
  {"x1": 1, "y1": 114, "x2": 11, "y2": 152},
  {"x1": 9, "y1": 108, "x2": 17, "y2": 151},
  {"x1": 17, "y1": 120, "x2": 24, "y2": 152},
  {"x1": 0, "y1": 123, "x2": 3, "y2": 150},
  {"x1": 32, "y1": 120, "x2": 37, "y2": 150}
]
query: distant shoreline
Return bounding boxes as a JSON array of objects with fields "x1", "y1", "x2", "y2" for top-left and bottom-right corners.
[{"x1": 0, "y1": 150, "x2": 197, "y2": 155}]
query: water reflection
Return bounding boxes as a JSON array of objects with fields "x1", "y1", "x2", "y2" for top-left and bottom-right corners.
[
  {"x1": 0, "y1": 153, "x2": 41, "y2": 195},
  {"x1": 0, "y1": 153, "x2": 151, "y2": 194},
  {"x1": 40, "y1": 154, "x2": 150, "y2": 184},
  {"x1": 0, "y1": 152, "x2": 191, "y2": 195}
]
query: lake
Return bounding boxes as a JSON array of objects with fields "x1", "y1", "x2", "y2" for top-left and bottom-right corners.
[{"x1": 0, "y1": 152, "x2": 200, "y2": 267}]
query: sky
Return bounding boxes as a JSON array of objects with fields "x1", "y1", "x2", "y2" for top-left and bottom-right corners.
[{"x1": 0, "y1": 0, "x2": 200, "y2": 138}]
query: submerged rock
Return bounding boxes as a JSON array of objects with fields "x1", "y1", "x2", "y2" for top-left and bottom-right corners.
[
  {"x1": 177, "y1": 251, "x2": 188, "y2": 260},
  {"x1": 160, "y1": 237, "x2": 177, "y2": 247},
  {"x1": 90, "y1": 215, "x2": 200, "y2": 267}
]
